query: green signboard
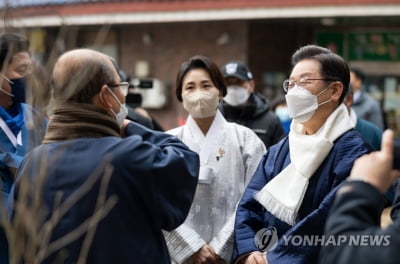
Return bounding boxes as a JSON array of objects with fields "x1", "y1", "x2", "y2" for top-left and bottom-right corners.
[
  {"x1": 316, "y1": 31, "x2": 400, "y2": 62},
  {"x1": 348, "y1": 32, "x2": 400, "y2": 61}
]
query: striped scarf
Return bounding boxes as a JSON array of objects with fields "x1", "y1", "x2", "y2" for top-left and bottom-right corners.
[{"x1": 43, "y1": 101, "x2": 120, "y2": 143}]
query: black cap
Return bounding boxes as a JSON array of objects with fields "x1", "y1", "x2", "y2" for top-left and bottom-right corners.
[{"x1": 221, "y1": 61, "x2": 253, "y2": 81}]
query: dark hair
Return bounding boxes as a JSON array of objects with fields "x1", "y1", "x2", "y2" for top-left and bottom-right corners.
[
  {"x1": 291, "y1": 45, "x2": 349, "y2": 103},
  {"x1": 175, "y1": 55, "x2": 227, "y2": 102},
  {"x1": 350, "y1": 67, "x2": 365, "y2": 83},
  {"x1": 0, "y1": 33, "x2": 29, "y2": 70}
]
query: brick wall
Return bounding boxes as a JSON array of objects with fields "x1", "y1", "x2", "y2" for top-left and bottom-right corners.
[
  {"x1": 248, "y1": 20, "x2": 314, "y2": 98},
  {"x1": 118, "y1": 21, "x2": 248, "y2": 130}
]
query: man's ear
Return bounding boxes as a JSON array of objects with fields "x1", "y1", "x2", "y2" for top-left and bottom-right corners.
[
  {"x1": 98, "y1": 85, "x2": 113, "y2": 108},
  {"x1": 247, "y1": 80, "x2": 255, "y2": 93},
  {"x1": 330, "y1": 82, "x2": 344, "y2": 102}
]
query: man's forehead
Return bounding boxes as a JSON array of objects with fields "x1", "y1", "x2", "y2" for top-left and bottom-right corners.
[{"x1": 291, "y1": 59, "x2": 321, "y2": 77}]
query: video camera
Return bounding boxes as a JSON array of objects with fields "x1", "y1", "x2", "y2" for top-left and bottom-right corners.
[{"x1": 126, "y1": 78, "x2": 154, "y2": 108}]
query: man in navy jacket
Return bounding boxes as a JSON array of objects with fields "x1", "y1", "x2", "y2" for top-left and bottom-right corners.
[
  {"x1": 10, "y1": 49, "x2": 199, "y2": 264},
  {"x1": 233, "y1": 45, "x2": 371, "y2": 264}
]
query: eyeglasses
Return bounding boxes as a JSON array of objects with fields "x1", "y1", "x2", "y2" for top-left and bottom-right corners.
[
  {"x1": 108, "y1": 82, "x2": 129, "y2": 96},
  {"x1": 282, "y1": 77, "x2": 336, "y2": 93}
]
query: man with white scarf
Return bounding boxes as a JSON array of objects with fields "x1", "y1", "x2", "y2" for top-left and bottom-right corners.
[{"x1": 233, "y1": 45, "x2": 372, "y2": 264}]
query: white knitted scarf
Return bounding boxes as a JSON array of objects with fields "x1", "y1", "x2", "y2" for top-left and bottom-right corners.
[{"x1": 254, "y1": 104, "x2": 354, "y2": 225}]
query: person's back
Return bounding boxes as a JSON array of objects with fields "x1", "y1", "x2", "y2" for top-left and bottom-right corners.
[
  {"x1": 350, "y1": 67, "x2": 384, "y2": 129},
  {"x1": 17, "y1": 122, "x2": 196, "y2": 263},
  {"x1": 355, "y1": 117, "x2": 382, "y2": 150},
  {"x1": 9, "y1": 49, "x2": 199, "y2": 264},
  {"x1": 344, "y1": 84, "x2": 382, "y2": 151},
  {"x1": 352, "y1": 91, "x2": 383, "y2": 129}
]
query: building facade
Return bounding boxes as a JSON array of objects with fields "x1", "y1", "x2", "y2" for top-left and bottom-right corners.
[{"x1": 3, "y1": 0, "x2": 400, "y2": 132}]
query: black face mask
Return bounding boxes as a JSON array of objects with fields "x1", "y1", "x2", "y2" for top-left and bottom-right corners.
[{"x1": 10, "y1": 77, "x2": 26, "y2": 103}]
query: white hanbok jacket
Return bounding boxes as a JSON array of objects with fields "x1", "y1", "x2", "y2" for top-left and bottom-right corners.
[{"x1": 164, "y1": 110, "x2": 266, "y2": 263}]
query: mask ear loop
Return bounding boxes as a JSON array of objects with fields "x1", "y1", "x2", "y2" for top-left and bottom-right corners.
[
  {"x1": 316, "y1": 83, "x2": 333, "y2": 107},
  {"x1": 0, "y1": 72, "x2": 13, "y2": 84},
  {"x1": 0, "y1": 88, "x2": 14, "y2": 97},
  {"x1": 316, "y1": 86, "x2": 330, "y2": 97},
  {"x1": 106, "y1": 87, "x2": 124, "y2": 118},
  {"x1": 98, "y1": 85, "x2": 115, "y2": 113},
  {"x1": 0, "y1": 72, "x2": 14, "y2": 97},
  {"x1": 107, "y1": 87, "x2": 124, "y2": 106}
]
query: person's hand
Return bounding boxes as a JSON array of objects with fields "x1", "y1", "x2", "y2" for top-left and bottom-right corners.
[
  {"x1": 242, "y1": 251, "x2": 267, "y2": 264},
  {"x1": 350, "y1": 129, "x2": 400, "y2": 193},
  {"x1": 120, "y1": 119, "x2": 131, "y2": 137},
  {"x1": 189, "y1": 244, "x2": 219, "y2": 264}
]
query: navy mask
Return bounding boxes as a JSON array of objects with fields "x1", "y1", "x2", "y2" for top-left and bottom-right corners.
[{"x1": 10, "y1": 77, "x2": 26, "y2": 103}]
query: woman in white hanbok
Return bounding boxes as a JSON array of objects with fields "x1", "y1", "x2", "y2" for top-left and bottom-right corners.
[{"x1": 163, "y1": 55, "x2": 266, "y2": 264}]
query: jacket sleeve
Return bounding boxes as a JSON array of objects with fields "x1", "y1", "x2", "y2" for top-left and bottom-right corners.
[
  {"x1": 125, "y1": 122, "x2": 200, "y2": 231},
  {"x1": 233, "y1": 153, "x2": 272, "y2": 261},
  {"x1": 163, "y1": 224, "x2": 206, "y2": 263},
  {"x1": 319, "y1": 181, "x2": 400, "y2": 264}
]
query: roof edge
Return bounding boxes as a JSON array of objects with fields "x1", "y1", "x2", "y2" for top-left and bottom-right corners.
[{"x1": 6, "y1": 5, "x2": 400, "y2": 27}]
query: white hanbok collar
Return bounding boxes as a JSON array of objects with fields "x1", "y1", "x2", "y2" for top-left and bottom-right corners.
[{"x1": 185, "y1": 110, "x2": 225, "y2": 165}]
